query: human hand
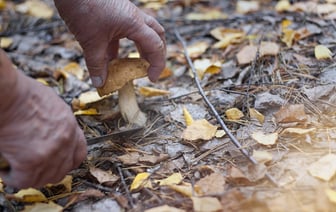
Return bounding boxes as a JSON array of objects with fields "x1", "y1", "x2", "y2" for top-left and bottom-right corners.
[
  {"x1": 54, "y1": 0, "x2": 166, "y2": 87},
  {"x1": 0, "y1": 52, "x2": 87, "y2": 188}
]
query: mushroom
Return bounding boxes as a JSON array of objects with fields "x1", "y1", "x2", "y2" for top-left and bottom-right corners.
[{"x1": 97, "y1": 58, "x2": 149, "y2": 126}]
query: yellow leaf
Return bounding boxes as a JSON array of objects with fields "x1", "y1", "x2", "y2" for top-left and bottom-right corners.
[
  {"x1": 215, "y1": 130, "x2": 226, "y2": 138},
  {"x1": 74, "y1": 108, "x2": 99, "y2": 116},
  {"x1": 236, "y1": 1, "x2": 260, "y2": 14},
  {"x1": 46, "y1": 175, "x2": 73, "y2": 193},
  {"x1": 252, "y1": 150, "x2": 273, "y2": 164},
  {"x1": 61, "y1": 62, "x2": 85, "y2": 80},
  {"x1": 158, "y1": 67, "x2": 173, "y2": 80},
  {"x1": 130, "y1": 172, "x2": 152, "y2": 191},
  {"x1": 145, "y1": 205, "x2": 186, "y2": 212},
  {"x1": 14, "y1": 188, "x2": 48, "y2": 203},
  {"x1": 72, "y1": 91, "x2": 104, "y2": 109},
  {"x1": 155, "y1": 173, "x2": 183, "y2": 186},
  {"x1": 315, "y1": 45, "x2": 333, "y2": 60},
  {"x1": 183, "y1": 107, "x2": 194, "y2": 126},
  {"x1": 225, "y1": 108, "x2": 244, "y2": 120},
  {"x1": 249, "y1": 108, "x2": 265, "y2": 124},
  {"x1": 138, "y1": 86, "x2": 170, "y2": 97},
  {"x1": 182, "y1": 119, "x2": 217, "y2": 141},
  {"x1": 16, "y1": 0, "x2": 54, "y2": 19},
  {"x1": 275, "y1": 0, "x2": 291, "y2": 12},
  {"x1": 193, "y1": 58, "x2": 221, "y2": 79},
  {"x1": 308, "y1": 154, "x2": 336, "y2": 181},
  {"x1": 210, "y1": 28, "x2": 245, "y2": 49},
  {"x1": 168, "y1": 182, "x2": 202, "y2": 197},
  {"x1": 128, "y1": 52, "x2": 140, "y2": 58},
  {"x1": 281, "y1": 19, "x2": 293, "y2": 29},
  {"x1": 191, "y1": 197, "x2": 223, "y2": 212},
  {"x1": 281, "y1": 28, "x2": 298, "y2": 47},
  {"x1": 251, "y1": 131, "x2": 278, "y2": 146},
  {"x1": 0, "y1": 0, "x2": 6, "y2": 10},
  {"x1": 325, "y1": 189, "x2": 336, "y2": 204},
  {"x1": 36, "y1": 78, "x2": 49, "y2": 86},
  {"x1": 0, "y1": 37, "x2": 13, "y2": 48},
  {"x1": 22, "y1": 201, "x2": 63, "y2": 212}
]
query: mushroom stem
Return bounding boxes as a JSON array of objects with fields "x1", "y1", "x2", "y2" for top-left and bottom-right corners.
[{"x1": 118, "y1": 81, "x2": 147, "y2": 126}]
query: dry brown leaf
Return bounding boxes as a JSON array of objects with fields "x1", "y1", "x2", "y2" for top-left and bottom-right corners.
[
  {"x1": 251, "y1": 131, "x2": 278, "y2": 146},
  {"x1": 225, "y1": 108, "x2": 244, "y2": 120},
  {"x1": 195, "y1": 172, "x2": 226, "y2": 195},
  {"x1": 191, "y1": 197, "x2": 223, "y2": 212},
  {"x1": 186, "y1": 41, "x2": 210, "y2": 58},
  {"x1": 22, "y1": 202, "x2": 63, "y2": 212},
  {"x1": 159, "y1": 67, "x2": 173, "y2": 80},
  {"x1": 46, "y1": 175, "x2": 73, "y2": 193},
  {"x1": 72, "y1": 91, "x2": 104, "y2": 109},
  {"x1": 117, "y1": 152, "x2": 140, "y2": 165},
  {"x1": 308, "y1": 154, "x2": 336, "y2": 181},
  {"x1": 89, "y1": 167, "x2": 119, "y2": 185},
  {"x1": 139, "y1": 86, "x2": 170, "y2": 97},
  {"x1": 236, "y1": 1, "x2": 260, "y2": 14},
  {"x1": 182, "y1": 119, "x2": 218, "y2": 141},
  {"x1": 61, "y1": 62, "x2": 85, "y2": 80},
  {"x1": 145, "y1": 205, "x2": 186, "y2": 212},
  {"x1": 168, "y1": 182, "x2": 202, "y2": 197},
  {"x1": 210, "y1": 28, "x2": 245, "y2": 49},
  {"x1": 252, "y1": 150, "x2": 273, "y2": 164},
  {"x1": 139, "y1": 153, "x2": 169, "y2": 165},
  {"x1": 236, "y1": 45, "x2": 258, "y2": 65},
  {"x1": 274, "y1": 104, "x2": 307, "y2": 123},
  {"x1": 249, "y1": 108, "x2": 265, "y2": 124},
  {"x1": 281, "y1": 128, "x2": 316, "y2": 135}
]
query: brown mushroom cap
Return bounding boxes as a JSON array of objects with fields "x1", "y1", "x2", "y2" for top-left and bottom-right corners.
[{"x1": 97, "y1": 58, "x2": 150, "y2": 97}]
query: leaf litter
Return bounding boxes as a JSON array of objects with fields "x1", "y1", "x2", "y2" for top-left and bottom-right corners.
[{"x1": 2, "y1": 0, "x2": 336, "y2": 211}]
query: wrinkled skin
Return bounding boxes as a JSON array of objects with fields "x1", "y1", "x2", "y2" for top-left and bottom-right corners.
[
  {"x1": 55, "y1": 0, "x2": 166, "y2": 87},
  {"x1": 0, "y1": 50, "x2": 87, "y2": 188}
]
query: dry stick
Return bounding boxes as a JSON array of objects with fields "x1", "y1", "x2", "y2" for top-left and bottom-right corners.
[
  {"x1": 174, "y1": 29, "x2": 278, "y2": 186},
  {"x1": 117, "y1": 165, "x2": 135, "y2": 207}
]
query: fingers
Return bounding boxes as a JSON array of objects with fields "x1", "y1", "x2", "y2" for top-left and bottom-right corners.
[{"x1": 128, "y1": 15, "x2": 166, "y2": 82}]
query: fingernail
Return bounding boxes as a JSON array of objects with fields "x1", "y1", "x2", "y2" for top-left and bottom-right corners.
[{"x1": 91, "y1": 76, "x2": 103, "y2": 87}]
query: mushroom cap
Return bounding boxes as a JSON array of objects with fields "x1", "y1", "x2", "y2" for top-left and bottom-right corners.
[{"x1": 97, "y1": 58, "x2": 149, "y2": 97}]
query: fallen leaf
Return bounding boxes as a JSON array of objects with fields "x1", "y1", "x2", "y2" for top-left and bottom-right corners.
[
  {"x1": 22, "y1": 202, "x2": 63, "y2": 212},
  {"x1": 60, "y1": 62, "x2": 85, "y2": 80},
  {"x1": 281, "y1": 28, "x2": 299, "y2": 47},
  {"x1": 16, "y1": 0, "x2": 54, "y2": 19},
  {"x1": 215, "y1": 130, "x2": 226, "y2": 138},
  {"x1": 0, "y1": 0, "x2": 6, "y2": 10},
  {"x1": 130, "y1": 172, "x2": 152, "y2": 191},
  {"x1": 225, "y1": 108, "x2": 244, "y2": 120},
  {"x1": 274, "y1": 104, "x2": 307, "y2": 123},
  {"x1": 191, "y1": 197, "x2": 223, "y2": 212},
  {"x1": 72, "y1": 91, "x2": 104, "y2": 109},
  {"x1": 155, "y1": 173, "x2": 183, "y2": 186},
  {"x1": 249, "y1": 108, "x2": 265, "y2": 124},
  {"x1": 182, "y1": 119, "x2": 218, "y2": 141},
  {"x1": 308, "y1": 154, "x2": 336, "y2": 181},
  {"x1": 251, "y1": 131, "x2": 278, "y2": 146},
  {"x1": 252, "y1": 150, "x2": 273, "y2": 164},
  {"x1": 315, "y1": 45, "x2": 333, "y2": 60},
  {"x1": 36, "y1": 78, "x2": 49, "y2": 86},
  {"x1": 236, "y1": 1, "x2": 260, "y2": 14},
  {"x1": 139, "y1": 153, "x2": 170, "y2": 165},
  {"x1": 325, "y1": 188, "x2": 336, "y2": 204},
  {"x1": 14, "y1": 188, "x2": 48, "y2": 203},
  {"x1": 159, "y1": 67, "x2": 173, "y2": 80},
  {"x1": 46, "y1": 175, "x2": 73, "y2": 193},
  {"x1": 0, "y1": 37, "x2": 13, "y2": 48},
  {"x1": 74, "y1": 108, "x2": 99, "y2": 116},
  {"x1": 117, "y1": 152, "x2": 140, "y2": 165},
  {"x1": 275, "y1": 0, "x2": 291, "y2": 12},
  {"x1": 260, "y1": 42, "x2": 280, "y2": 56},
  {"x1": 210, "y1": 28, "x2": 245, "y2": 49},
  {"x1": 193, "y1": 58, "x2": 221, "y2": 79},
  {"x1": 168, "y1": 182, "x2": 202, "y2": 197},
  {"x1": 139, "y1": 86, "x2": 170, "y2": 97},
  {"x1": 281, "y1": 128, "x2": 316, "y2": 135},
  {"x1": 195, "y1": 172, "x2": 226, "y2": 195},
  {"x1": 186, "y1": 41, "x2": 210, "y2": 58},
  {"x1": 0, "y1": 178, "x2": 3, "y2": 192},
  {"x1": 145, "y1": 205, "x2": 186, "y2": 212},
  {"x1": 183, "y1": 107, "x2": 194, "y2": 126},
  {"x1": 236, "y1": 45, "x2": 258, "y2": 65},
  {"x1": 186, "y1": 10, "x2": 227, "y2": 21},
  {"x1": 90, "y1": 167, "x2": 119, "y2": 185}
]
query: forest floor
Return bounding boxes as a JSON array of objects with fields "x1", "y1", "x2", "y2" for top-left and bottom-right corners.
[{"x1": 2, "y1": 0, "x2": 336, "y2": 211}]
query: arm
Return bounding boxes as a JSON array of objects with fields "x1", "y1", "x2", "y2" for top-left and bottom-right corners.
[{"x1": 54, "y1": 0, "x2": 166, "y2": 87}]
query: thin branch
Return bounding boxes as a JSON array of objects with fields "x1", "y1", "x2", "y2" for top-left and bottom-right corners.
[{"x1": 174, "y1": 29, "x2": 278, "y2": 186}]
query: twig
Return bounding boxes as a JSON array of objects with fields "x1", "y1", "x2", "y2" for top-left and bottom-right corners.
[
  {"x1": 117, "y1": 164, "x2": 135, "y2": 208},
  {"x1": 174, "y1": 29, "x2": 278, "y2": 186}
]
